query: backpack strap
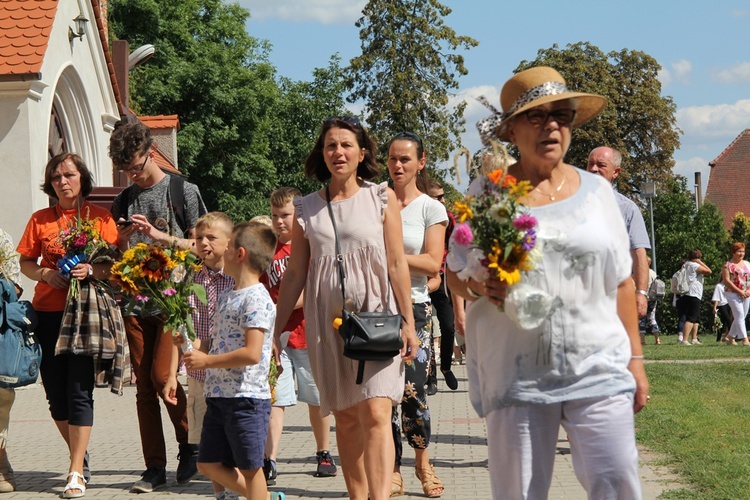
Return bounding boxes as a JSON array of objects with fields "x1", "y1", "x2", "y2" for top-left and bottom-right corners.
[{"x1": 169, "y1": 175, "x2": 187, "y2": 235}]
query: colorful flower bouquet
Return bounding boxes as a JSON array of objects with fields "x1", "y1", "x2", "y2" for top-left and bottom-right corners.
[
  {"x1": 449, "y1": 147, "x2": 553, "y2": 330},
  {"x1": 57, "y1": 211, "x2": 110, "y2": 299},
  {"x1": 110, "y1": 243, "x2": 206, "y2": 342}
]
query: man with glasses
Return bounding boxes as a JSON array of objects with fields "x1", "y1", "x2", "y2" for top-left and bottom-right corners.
[
  {"x1": 587, "y1": 146, "x2": 650, "y2": 320},
  {"x1": 109, "y1": 122, "x2": 207, "y2": 493}
]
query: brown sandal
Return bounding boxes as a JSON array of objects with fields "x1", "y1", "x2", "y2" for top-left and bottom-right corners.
[
  {"x1": 390, "y1": 471, "x2": 404, "y2": 497},
  {"x1": 415, "y1": 464, "x2": 444, "y2": 498}
]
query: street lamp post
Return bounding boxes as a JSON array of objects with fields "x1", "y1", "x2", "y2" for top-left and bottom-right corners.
[{"x1": 641, "y1": 181, "x2": 657, "y2": 276}]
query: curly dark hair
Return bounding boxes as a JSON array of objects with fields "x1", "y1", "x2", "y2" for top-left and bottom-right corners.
[
  {"x1": 304, "y1": 117, "x2": 378, "y2": 182},
  {"x1": 41, "y1": 153, "x2": 94, "y2": 198},
  {"x1": 109, "y1": 122, "x2": 153, "y2": 169}
]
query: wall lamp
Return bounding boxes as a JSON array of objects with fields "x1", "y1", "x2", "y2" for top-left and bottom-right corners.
[{"x1": 68, "y1": 13, "x2": 89, "y2": 42}]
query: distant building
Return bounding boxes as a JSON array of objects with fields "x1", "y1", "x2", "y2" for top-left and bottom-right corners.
[{"x1": 704, "y1": 129, "x2": 750, "y2": 229}]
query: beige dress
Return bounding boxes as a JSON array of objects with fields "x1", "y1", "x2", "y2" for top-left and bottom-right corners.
[{"x1": 294, "y1": 181, "x2": 405, "y2": 417}]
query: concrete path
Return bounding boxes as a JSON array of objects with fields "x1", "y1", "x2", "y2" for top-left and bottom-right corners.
[{"x1": 3, "y1": 365, "x2": 681, "y2": 498}]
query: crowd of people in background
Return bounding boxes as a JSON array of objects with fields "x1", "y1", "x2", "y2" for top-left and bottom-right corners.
[{"x1": 4, "y1": 64, "x2": 745, "y2": 499}]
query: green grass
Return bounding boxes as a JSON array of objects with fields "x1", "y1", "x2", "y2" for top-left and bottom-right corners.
[
  {"x1": 642, "y1": 337, "x2": 750, "y2": 360},
  {"x1": 637, "y1": 360, "x2": 750, "y2": 498}
]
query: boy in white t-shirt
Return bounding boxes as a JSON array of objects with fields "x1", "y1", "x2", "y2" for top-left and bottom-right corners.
[{"x1": 183, "y1": 221, "x2": 285, "y2": 500}]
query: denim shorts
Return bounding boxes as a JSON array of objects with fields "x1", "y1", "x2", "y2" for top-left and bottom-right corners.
[{"x1": 198, "y1": 397, "x2": 271, "y2": 470}]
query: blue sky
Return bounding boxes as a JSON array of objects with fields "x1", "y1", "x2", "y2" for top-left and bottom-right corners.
[{"x1": 238, "y1": 0, "x2": 750, "y2": 192}]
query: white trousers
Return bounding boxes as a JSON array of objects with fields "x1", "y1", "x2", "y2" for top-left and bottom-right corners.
[
  {"x1": 485, "y1": 394, "x2": 641, "y2": 500},
  {"x1": 726, "y1": 291, "x2": 750, "y2": 339}
]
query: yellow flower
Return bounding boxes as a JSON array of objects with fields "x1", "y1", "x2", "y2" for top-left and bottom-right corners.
[
  {"x1": 497, "y1": 267, "x2": 521, "y2": 285},
  {"x1": 453, "y1": 200, "x2": 474, "y2": 222},
  {"x1": 510, "y1": 180, "x2": 533, "y2": 198}
]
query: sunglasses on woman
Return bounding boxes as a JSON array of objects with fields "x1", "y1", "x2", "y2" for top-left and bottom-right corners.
[
  {"x1": 523, "y1": 109, "x2": 576, "y2": 127},
  {"x1": 324, "y1": 115, "x2": 361, "y2": 126}
]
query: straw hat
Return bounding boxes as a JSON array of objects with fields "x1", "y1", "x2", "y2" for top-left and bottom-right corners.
[{"x1": 477, "y1": 66, "x2": 607, "y2": 143}]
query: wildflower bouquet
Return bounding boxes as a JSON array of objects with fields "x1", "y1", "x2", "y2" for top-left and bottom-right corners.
[
  {"x1": 451, "y1": 167, "x2": 538, "y2": 286},
  {"x1": 57, "y1": 211, "x2": 110, "y2": 299},
  {"x1": 110, "y1": 243, "x2": 207, "y2": 340}
]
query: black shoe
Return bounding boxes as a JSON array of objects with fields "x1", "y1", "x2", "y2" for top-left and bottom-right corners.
[
  {"x1": 263, "y1": 457, "x2": 277, "y2": 486},
  {"x1": 425, "y1": 379, "x2": 438, "y2": 396},
  {"x1": 442, "y1": 369, "x2": 458, "y2": 391},
  {"x1": 315, "y1": 450, "x2": 338, "y2": 477},
  {"x1": 82, "y1": 451, "x2": 91, "y2": 483},
  {"x1": 130, "y1": 466, "x2": 166, "y2": 493},
  {"x1": 176, "y1": 443, "x2": 199, "y2": 485}
]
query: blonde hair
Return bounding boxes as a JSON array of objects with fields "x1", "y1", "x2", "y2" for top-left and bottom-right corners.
[
  {"x1": 232, "y1": 221, "x2": 277, "y2": 273},
  {"x1": 194, "y1": 211, "x2": 233, "y2": 236},
  {"x1": 481, "y1": 151, "x2": 516, "y2": 175},
  {"x1": 270, "y1": 187, "x2": 302, "y2": 209},
  {"x1": 249, "y1": 215, "x2": 272, "y2": 227}
]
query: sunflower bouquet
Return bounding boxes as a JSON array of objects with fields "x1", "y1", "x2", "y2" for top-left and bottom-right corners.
[
  {"x1": 57, "y1": 211, "x2": 110, "y2": 299},
  {"x1": 110, "y1": 243, "x2": 206, "y2": 340}
]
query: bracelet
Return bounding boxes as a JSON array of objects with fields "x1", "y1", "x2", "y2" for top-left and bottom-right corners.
[
  {"x1": 636, "y1": 289, "x2": 649, "y2": 297},
  {"x1": 631, "y1": 355, "x2": 645, "y2": 360},
  {"x1": 465, "y1": 286, "x2": 481, "y2": 299}
]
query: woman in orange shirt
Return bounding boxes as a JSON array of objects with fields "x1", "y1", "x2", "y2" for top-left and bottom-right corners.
[{"x1": 17, "y1": 153, "x2": 117, "y2": 499}]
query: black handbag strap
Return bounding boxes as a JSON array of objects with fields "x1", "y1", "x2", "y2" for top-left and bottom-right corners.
[{"x1": 325, "y1": 186, "x2": 348, "y2": 306}]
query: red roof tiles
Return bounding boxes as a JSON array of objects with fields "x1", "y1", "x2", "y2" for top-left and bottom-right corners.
[
  {"x1": 704, "y1": 129, "x2": 750, "y2": 228},
  {"x1": 140, "y1": 115, "x2": 180, "y2": 130},
  {"x1": 0, "y1": 0, "x2": 57, "y2": 76}
]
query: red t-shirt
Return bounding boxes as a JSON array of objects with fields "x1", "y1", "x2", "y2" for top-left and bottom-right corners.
[
  {"x1": 261, "y1": 240, "x2": 306, "y2": 349},
  {"x1": 16, "y1": 202, "x2": 118, "y2": 312}
]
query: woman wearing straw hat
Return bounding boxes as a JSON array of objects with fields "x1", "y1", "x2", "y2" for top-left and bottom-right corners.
[{"x1": 447, "y1": 66, "x2": 649, "y2": 499}]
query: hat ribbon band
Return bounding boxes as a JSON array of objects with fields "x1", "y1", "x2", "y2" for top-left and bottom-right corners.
[{"x1": 504, "y1": 81, "x2": 569, "y2": 118}]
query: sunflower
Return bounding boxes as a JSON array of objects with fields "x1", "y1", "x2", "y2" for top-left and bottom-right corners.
[{"x1": 140, "y1": 249, "x2": 170, "y2": 282}]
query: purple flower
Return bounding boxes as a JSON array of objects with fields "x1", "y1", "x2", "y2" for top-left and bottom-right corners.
[
  {"x1": 513, "y1": 213, "x2": 537, "y2": 231},
  {"x1": 453, "y1": 223, "x2": 474, "y2": 246},
  {"x1": 521, "y1": 229, "x2": 537, "y2": 252},
  {"x1": 135, "y1": 295, "x2": 150, "y2": 303},
  {"x1": 163, "y1": 288, "x2": 177, "y2": 296}
]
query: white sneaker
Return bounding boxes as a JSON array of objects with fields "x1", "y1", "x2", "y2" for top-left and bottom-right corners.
[
  {"x1": 677, "y1": 336, "x2": 684, "y2": 343},
  {"x1": 692, "y1": 339, "x2": 702, "y2": 345}
]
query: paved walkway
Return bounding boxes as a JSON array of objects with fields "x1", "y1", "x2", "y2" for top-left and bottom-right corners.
[{"x1": 3, "y1": 365, "x2": 680, "y2": 499}]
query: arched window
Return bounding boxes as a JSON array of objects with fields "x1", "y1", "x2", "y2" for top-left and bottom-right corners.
[{"x1": 48, "y1": 104, "x2": 67, "y2": 158}]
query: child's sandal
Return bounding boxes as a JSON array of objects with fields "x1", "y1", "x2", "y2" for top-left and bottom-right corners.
[
  {"x1": 63, "y1": 471, "x2": 86, "y2": 498},
  {"x1": 415, "y1": 464, "x2": 444, "y2": 498}
]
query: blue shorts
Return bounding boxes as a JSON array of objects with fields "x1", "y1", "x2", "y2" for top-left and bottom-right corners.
[
  {"x1": 273, "y1": 349, "x2": 297, "y2": 407},
  {"x1": 198, "y1": 397, "x2": 271, "y2": 470},
  {"x1": 285, "y1": 347, "x2": 320, "y2": 406}
]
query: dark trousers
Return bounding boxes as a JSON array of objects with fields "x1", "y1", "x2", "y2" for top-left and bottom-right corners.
[
  {"x1": 37, "y1": 311, "x2": 95, "y2": 426},
  {"x1": 429, "y1": 273, "x2": 456, "y2": 373},
  {"x1": 125, "y1": 315, "x2": 188, "y2": 469},
  {"x1": 392, "y1": 303, "x2": 432, "y2": 466},
  {"x1": 717, "y1": 303, "x2": 732, "y2": 341}
]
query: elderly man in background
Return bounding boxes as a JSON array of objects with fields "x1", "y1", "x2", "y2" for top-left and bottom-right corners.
[{"x1": 587, "y1": 146, "x2": 650, "y2": 318}]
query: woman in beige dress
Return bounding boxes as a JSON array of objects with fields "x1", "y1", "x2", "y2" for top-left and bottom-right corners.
[{"x1": 273, "y1": 116, "x2": 418, "y2": 500}]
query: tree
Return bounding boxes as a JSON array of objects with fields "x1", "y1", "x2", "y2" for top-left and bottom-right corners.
[
  {"x1": 110, "y1": 0, "x2": 279, "y2": 221},
  {"x1": 345, "y1": 0, "x2": 477, "y2": 175},
  {"x1": 515, "y1": 43, "x2": 681, "y2": 202},
  {"x1": 730, "y1": 213, "x2": 750, "y2": 248},
  {"x1": 266, "y1": 56, "x2": 351, "y2": 205},
  {"x1": 650, "y1": 177, "x2": 729, "y2": 333}
]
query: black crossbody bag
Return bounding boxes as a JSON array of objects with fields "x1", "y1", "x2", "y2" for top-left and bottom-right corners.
[{"x1": 326, "y1": 187, "x2": 403, "y2": 384}]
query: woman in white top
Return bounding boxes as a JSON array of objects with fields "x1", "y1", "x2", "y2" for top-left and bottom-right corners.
[
  {"x1": 386, "y1": 132, "x2": 448, "y2": 497},
  {"x1": 678, "y1": 248, "x2": 712, "y2": 345},
  {"x1": 447, "y1": 67, "x2": 649, "y2": 499}
]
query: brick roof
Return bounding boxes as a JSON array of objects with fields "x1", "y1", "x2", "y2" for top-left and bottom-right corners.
[
  {"x1": 704, "y1": 129, "x2": 750, "y2": 228},
  {"x1": 0, "y1": 0, "x2": 57, "y2": 76},
  {"x1": 140, "y1": 115, "x2": 180, "y2": 130}
]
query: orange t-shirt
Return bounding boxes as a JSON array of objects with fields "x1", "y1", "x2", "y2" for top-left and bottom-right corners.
[{"x1": 16, "y1": 202, "x2": 118, "y2": 312}]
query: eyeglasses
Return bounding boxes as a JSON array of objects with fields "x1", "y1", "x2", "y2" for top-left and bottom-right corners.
[
  {"x1": 523, "y1": 109, "x2": 576, "y2": 127},
  {"x1": 391, "y1": 131, "x2": 424, "y2": 152},
  {"x1": 121, "y1": 151, "x2": 149, "y2": 174},
  {"x1": 324, "y1": 115, "x2": 361, "y2": 126},
  {"x1": 431, "y1": 193, "x2": 445, "y2": 201}
]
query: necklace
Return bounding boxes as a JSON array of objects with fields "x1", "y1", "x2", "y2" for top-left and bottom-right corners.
[{"x1": 533, "y1": 171, "x2": 566, "y2": 201}]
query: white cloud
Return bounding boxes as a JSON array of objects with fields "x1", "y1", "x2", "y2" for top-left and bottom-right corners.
[
  {"x1": 238, "y1": 0, "x2": 366, "y2": 24},
  {"x1": 677, "y1": 99, "x2": 750, "y2": 140},
  {"x1": 731, "y1": 9, "x2": 748, "y2": 17},
  {"x1": 658, "y1": 59, "x2": 692, "y2": 87},
  {"x1": 713, "y1": 62, "x2": 750, "y2": 84}
]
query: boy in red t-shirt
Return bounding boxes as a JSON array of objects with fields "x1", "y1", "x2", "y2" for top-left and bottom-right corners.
[{"x1": 260, "y1": 188, "x2": 337, "y2": 485}]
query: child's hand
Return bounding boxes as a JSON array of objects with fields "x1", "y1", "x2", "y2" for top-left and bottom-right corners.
[
  {"x1": 171, "y1": 331, "x2": 185, "y2": 347},
  {"x1": 271, "y1": 342, "x2": 284, "y2": 376},
  {"x1": 184, "y1": 350, "x2": 209, "y2": 370},
  {"x1": 161, "y1": 376, "x2": 178, "y2": 406}
]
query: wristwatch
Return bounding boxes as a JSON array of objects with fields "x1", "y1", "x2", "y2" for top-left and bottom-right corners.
[
  {"x1": 465, "y1": 286, "x2": 481, "y2": 299},
  {"x1": 636, "y1": 289, "x2": 648, "y2": 297},
  {"x1": 86, "y1": 264, "x2": 94, "y2": 277}
]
